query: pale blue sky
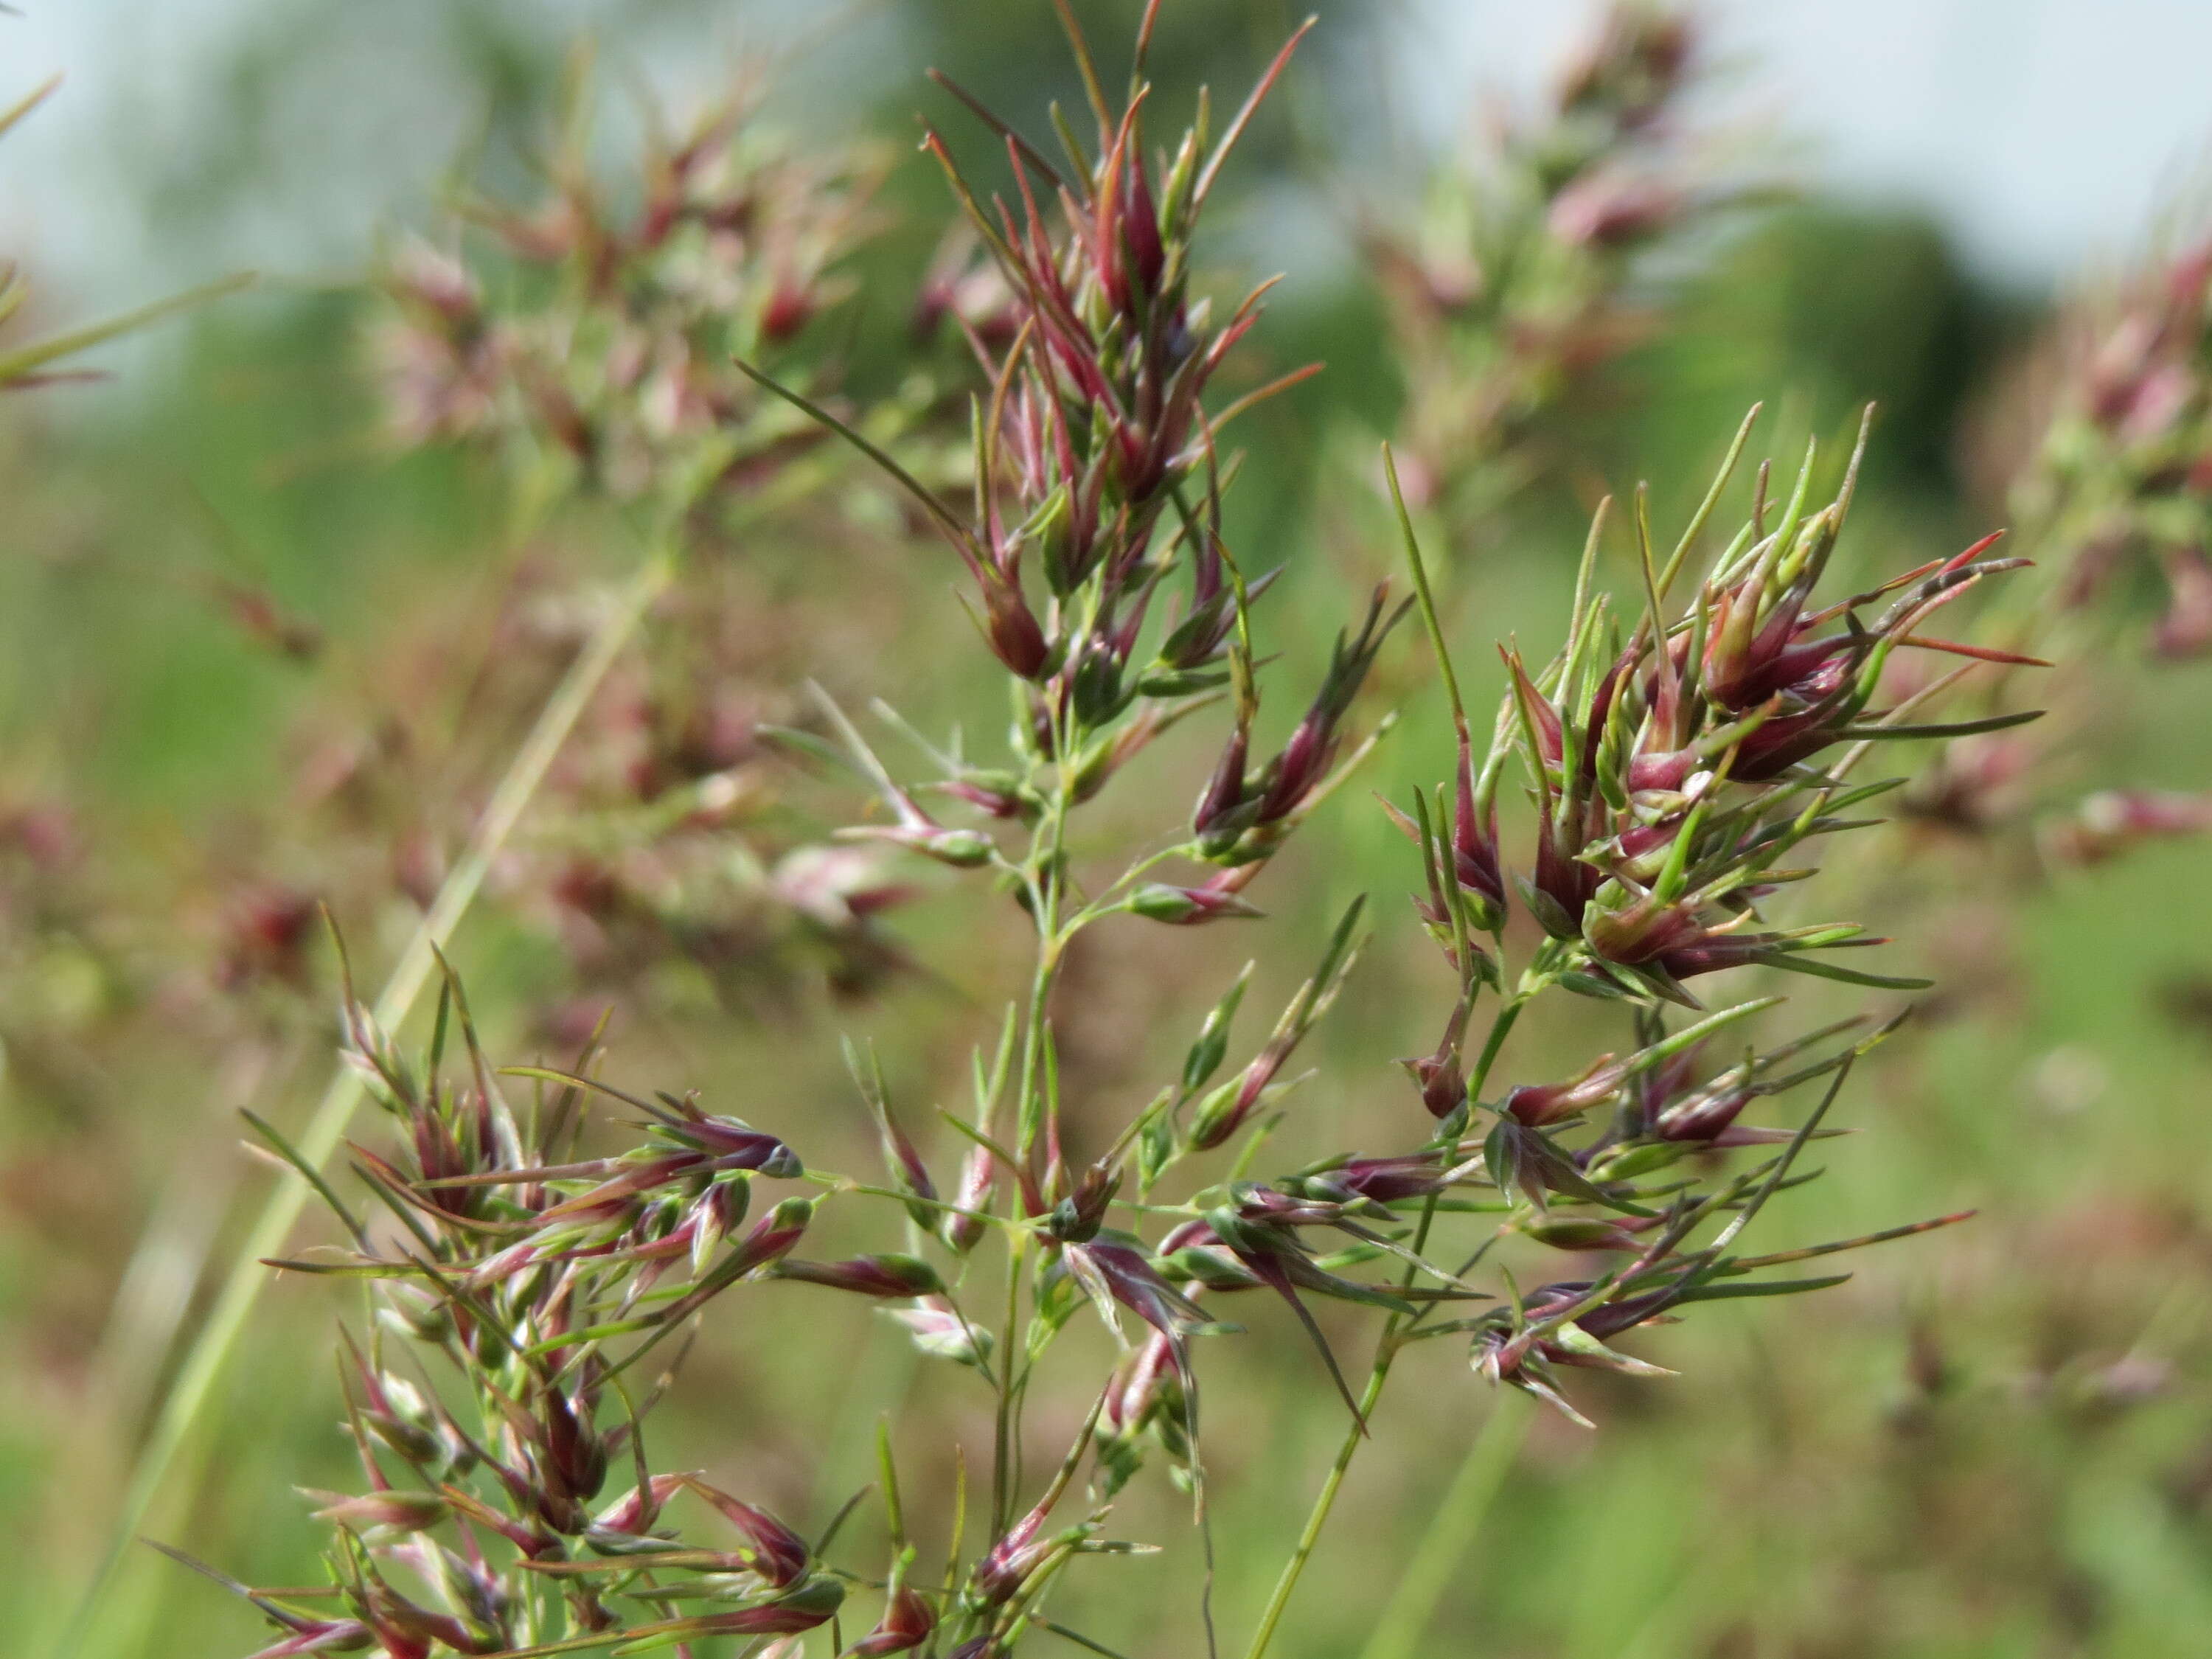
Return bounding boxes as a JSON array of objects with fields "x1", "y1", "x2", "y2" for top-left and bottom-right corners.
[{"x1": 1413, "y1": 0, "x2": 2212, "y2": 282}]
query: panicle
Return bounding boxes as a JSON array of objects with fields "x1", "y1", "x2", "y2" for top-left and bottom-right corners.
[
  {"x1": 1375, "y1": 1, "x2": 1769, "y2": 524},
  {"x1": 371, "y1": 71, "x2": 880, "y2": 515},
  {"x1": 1426, "y1": 414, "x2": 2045, "y2": 1008},
  {"x1": 762, "y1": 12, "x2": 1397, "y2": 944},
  {"x1": 2021, "y1": 237, "x2": 2212, "y2": 652},
  {"x1": 167, "y1": 17, "x2": 2054, "y2": 1657}
]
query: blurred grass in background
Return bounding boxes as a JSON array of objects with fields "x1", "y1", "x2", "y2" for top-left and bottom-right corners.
[{"x1": 5, "y1": 2, "x2": 2212, "y2": 1656}]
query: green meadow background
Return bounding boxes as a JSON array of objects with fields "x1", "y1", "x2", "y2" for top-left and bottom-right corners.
[{"x1": 6, "y1": 3, "x2": 2212, "y2": 1655}]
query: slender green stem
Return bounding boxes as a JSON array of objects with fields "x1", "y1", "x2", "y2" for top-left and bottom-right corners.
[
  {"x1": 1242, "y1": 1357, "x2": 1394, "y2": 1659},
  {"x1": 1014, "y1": 931, "x2": 1065, "y2": 1165},
  {"x1": 1243, "y1": 981, "x2": 1529, "y2": 1659},
  {"x1": 1465, "y1": 990, "x2": 1529, "y2": 1105},
  {"x1": 1244, "y1": 1170, "x2": 1439, "y2": 1655},
  {"x1": 1013, "y1": 712, "x2": 1077, "y2": 1166},
  {"x1": 1065, "y1": 841, "x2": 1189, "y2": 926},
  {"x1": 1382, "y1": 442, "x2": 1469, "y2": 732},
  {"x1": 994, "y1": 1227, "x2": 1027, "y2": 1535},
  {"x1": 996, "y1": 706, "x2": 1080, "y2": 1539},
  {"x1": 54, "y1": 548, "x2": 675, "y2": 1659}
]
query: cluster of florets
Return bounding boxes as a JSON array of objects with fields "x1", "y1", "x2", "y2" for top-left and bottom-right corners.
[
  {"x1": 195, "y1": 547, "x2": 915, "y2": 1031},
  {"x1": 1876, "y1": 239, "x2": 2212, "y2": 865},
  {"x1": 908, "y1": 19, "x2": 1312, "y2": 685},
  {"x1": 175, "y1": 976, "x2": 971, "y2": 1656},
  {"x1": 1453, "y1": 422, "x2": 2039, "y2": 1006},
  {"x1": 515, "y1": 594, "x2": 919, "y2": 1022},
  {"x1": 2024, "y1": 240, "x2": 2212, "y2": 653},
  {"x1": 752, "y1": 13, "x2": 1399, "y2": 919},
  {"x1": 374, "y1": 77, "x2": 877, "y2": 509},
  {"x1": 348, "y1": 69, "x2": 941, "y2": 1027},
  {"x1": 1373, "y1": 1, "x2": 1767, "y2": 520},
  {"x1": 1345, "y1": 414, "x2": 2039, "y2": 1420}
]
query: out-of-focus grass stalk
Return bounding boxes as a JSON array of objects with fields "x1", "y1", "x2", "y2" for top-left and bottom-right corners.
[
  {"x1": 1613, "y1": 1540, "x2": 1735, "y2": 1659},
  {"x1": 1356, "y1": 1399, "x2": 1529, "y2": 1659},
  {"x1": 807, "y1": 1313, "x2": 919, "y2": 1529},
  {"x1": 52, "y1": 543, "x2": 675, "y2": 1659},
  {"x1": 81, "y1": 1051, "x2": 279, "y2": 1443}
]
